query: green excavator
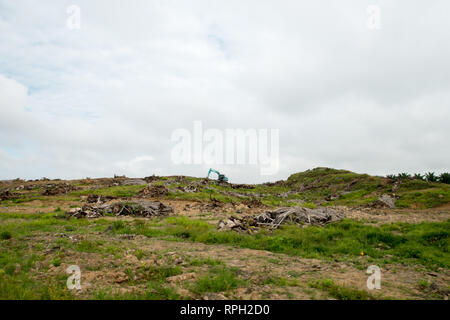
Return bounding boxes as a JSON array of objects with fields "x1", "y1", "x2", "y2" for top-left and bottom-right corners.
[{"x1": 207, "y1": 168, "x2": 229, "y2": 183}]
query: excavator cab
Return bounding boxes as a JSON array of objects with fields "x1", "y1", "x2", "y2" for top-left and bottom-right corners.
[{"x1": 207, "y1": 168, "x2": 229, "y2": 183}]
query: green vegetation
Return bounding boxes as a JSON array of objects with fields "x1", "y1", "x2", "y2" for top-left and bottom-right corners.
[
  {"x1": 388, "y1": 172, "x2": 449, "y2": 184},
  {"x1": 190, "y1": 257, "x2": 224, "y2": 266},
  {"x1": 113, "y1": 216, "x2": 450, "y2": 270},
  {"x1": 439, "y1": 173, "x2": 450, "y2": 184},
  {"x1": 0, "y1": 232, "x2": 74, "y2": 299},
  {"x1": 309, "y1": 279, "x2": 375, "y2": 300},
  {"x1": 426, "y1": 172, "x2": 438, "y2": 183},
  {"x1": 191, "y1": 265, "x2": 246, "y2": 294},
  {"x1": 396, "y1": 188, "x2": 450, "y2": 208},
  {"x1": 285, "y1": 167, "x2": 449, "y2": 208},
  {"x1": 72, "y1": 185, "x2": 146, "y2": 198},
  {"x1": 141, "y1": 265, "x2": 183, "y2": 282},
  {"x1": 0, "y1": 273, "x2": 74, "y2": 299},
  {"x1": 51, "y1": 258, "x2": 62, "y2": 267},
  {"x1": 1, "y1": 231, "x2": 12, "y2": 240},
  {"x1": 260, "y1": 275, "x2": 299, "y2": 287},
  {"x1": 94, "y1": 283, "x2": 181, "y2": 300}
]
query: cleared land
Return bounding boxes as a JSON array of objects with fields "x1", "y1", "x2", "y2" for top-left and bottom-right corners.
[{"x1": 0, "y1": 168, "x2": 449, "y2": 300}]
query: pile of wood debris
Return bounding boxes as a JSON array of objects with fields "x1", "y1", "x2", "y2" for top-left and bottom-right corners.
[
  {"x1": 41, "y1": 183, "x2": 78, "y2": 196},
  {"x1": 218, "y1": 206, "x2": 345, "y2": 233},
  {"x1": 241, "y1": 197, "x2": 265, "y2": 208},
  {"x1": 139, "y1": 184, "x2": 169, "y2": 197},
  {"x1": 0, "y1": 190, "x2": 19, "y2": 201},
  {"x1": 66, "y1": 200, "x2": 173, "y2": 219},
  {"x1": 180, "y1": 185, "x2": 202, "y2": 193},
  {"x1": 231, "y1": 184, "x2": 255, "y2": 190},
  {"x1": 143, "y1": 175, "x2": 161, "y2": 183},
  {"x1": 66, "y1": 206, "x2": 104, "y2": 219}
]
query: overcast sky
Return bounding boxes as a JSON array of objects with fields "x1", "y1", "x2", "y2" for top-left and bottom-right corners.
[{"x1": 0, "y1": 0, "x2": 449, "y2": 183}]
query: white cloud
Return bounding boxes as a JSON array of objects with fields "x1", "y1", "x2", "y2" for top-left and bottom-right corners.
[
  {"x1": 0, "y1": 75, "x2": 29, "y2": 131},
  {"x1": 0, "y1": 0, "x2": 449, "y2": 182}
]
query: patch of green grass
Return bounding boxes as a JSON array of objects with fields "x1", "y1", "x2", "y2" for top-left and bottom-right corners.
[
  {"x1": 104, "y1": 244, "x2": 122, "y2": 256},
  {"x1": 140, "y1": 265, "x2": 183, "y2": 282},
  {"x1": 302, "y1": 202, "x2": 317, "y2": 209},
  {"x1": 0, "y1": 231, "x2": 12, "y2": 240},
  {"x1": 260, "y1": 276, "x2": 299, "y2": 287},
  {"x1": 190, "y1": 257, "x2": 223, "y2": 266},
  {"x1": 113, "y1": 220, "x2": 127, "y2": 231},
  {"x1": 287, "y1": 270, "x2": 303, "y2": 277},
  {"x1": 396, "y1": 188, "x2": 450, "y2": 208},
  {"x1": 9, "y1": 196, "x2": 45, "y2": 204},
  {"x1": 135, "y1": 249, "x2": 145, "y2": 261},
  {"x1": 0, "y1": 241, "x2": 72, "y2": 299},
  {"x1": 309, "y1": 279, "x2": 375, "y2": 300},
  {"x1": 267, "y1": 258, "x2": 280, "y2": 264},
  {"x1": 0, "y1": 212, "x2": 57, "y2": 221},
  {"x1": 51, "y1": 258, "x2": 62, "y2": 267},
  {"x1": 72, "y1": 185, "x2": 146, "y2": 198},
  {"x1": 75, "y1": 240, "x2": 104, "y2": 253},
  {"x1": 94, "y1": 283, "x2": 181, "y2": 300},
  {"x1": 334, "y1": 190, "x2": 377, "y2": 206},
  {"x1": 64, "y1": 225, "x2": 76, "y2": 232},
  {"x1": 1, "y1": 195, "x2": 79, "y2": 206},
  {"x1": 417, "y1": 279, "x2": 430, "y2": 290},
  {"x1": 0, "y1": 216, "x2": 87, "y2": 239},
  {"x1": 397, "y1": 180, "x2": 437, "y2": 192},
  {"x1": 0, "y1": 273, "x2": 74, "y2": 299},
  {"x1": 191, "y1": 266, "x2": 246, "y2": 294}
]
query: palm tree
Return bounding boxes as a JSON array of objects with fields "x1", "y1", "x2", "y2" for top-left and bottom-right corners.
[
  {"x1": 438, "y1": 173, "x2": 450, "y2": 184},
  {"x1": 398, "y1": 173, "x2": 411, "y2": 180},
  {"x1": 425, "y1": 172, "x2": 438, "y2": 182}
]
